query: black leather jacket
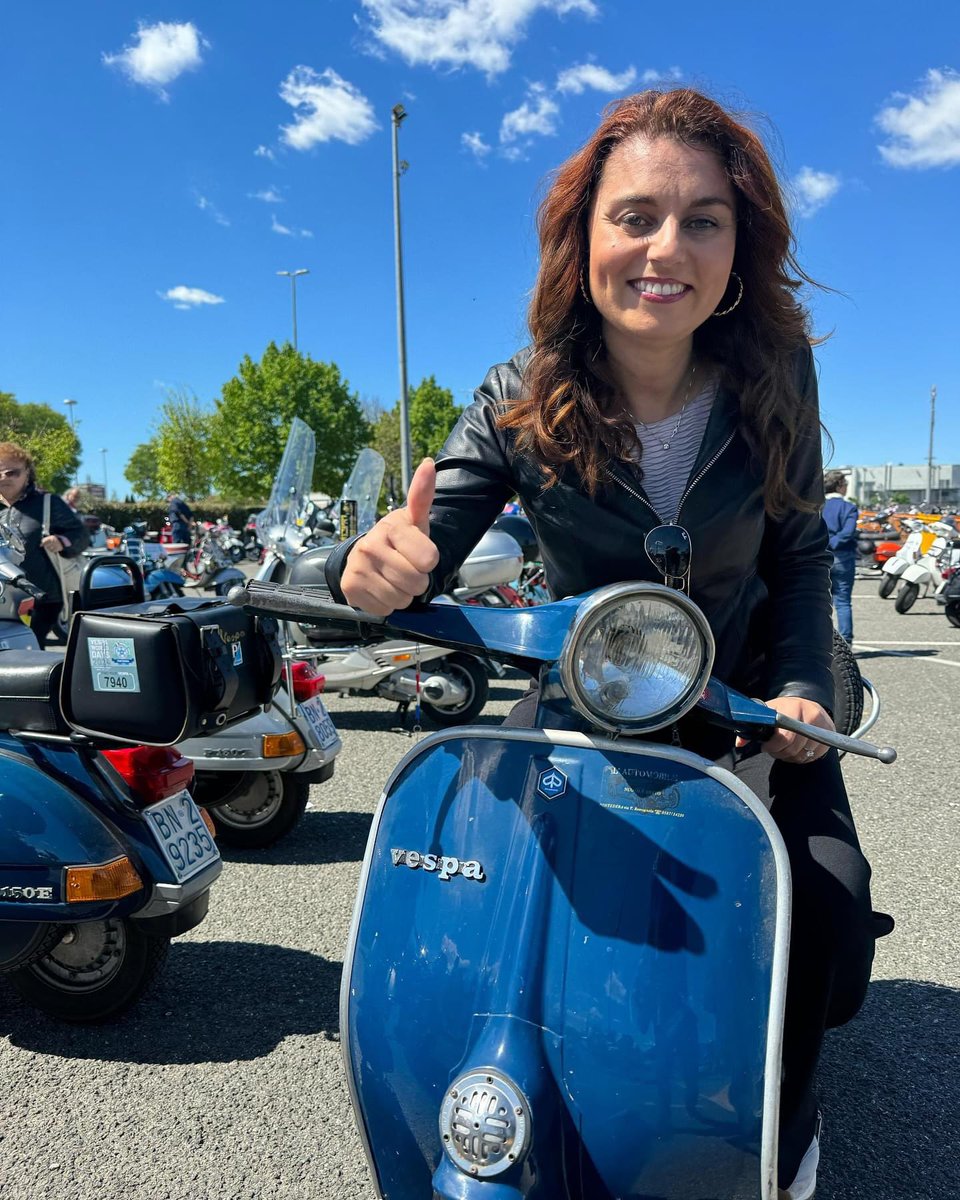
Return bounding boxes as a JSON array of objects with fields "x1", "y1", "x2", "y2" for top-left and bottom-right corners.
[{"x1": 328, "y1": 343, "x2": 835, "y2": 715}]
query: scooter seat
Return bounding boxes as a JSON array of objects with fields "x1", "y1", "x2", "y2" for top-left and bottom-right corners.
[{"x1": 0, "y1": 651, "x2": 69, "y2": 734}]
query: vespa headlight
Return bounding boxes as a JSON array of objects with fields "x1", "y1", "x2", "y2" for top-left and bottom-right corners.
[{"x1": 560, "y1": 583, "x2": 714, "y2": 733}]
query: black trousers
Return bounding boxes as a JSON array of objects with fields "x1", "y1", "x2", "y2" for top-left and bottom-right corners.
[
  {"x1": 503, "y1": 688, "x2": 876, "y2": 1188},
  {"x1": 30, "y1": 600, "x2": 63, "y2": 649}
]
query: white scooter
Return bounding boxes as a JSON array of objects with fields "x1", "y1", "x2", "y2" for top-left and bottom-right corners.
[
  {"x1": 888, "y1": 526, "x2": 960, "y2": 614},
  {"x1": 878, "y1": 521, "x2": 933, "y2": 599},
  {"x1": 256, "y1": 421, "x2": 523, "y2": 727}
]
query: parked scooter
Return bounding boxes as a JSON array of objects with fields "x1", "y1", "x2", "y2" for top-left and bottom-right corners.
[
  {"x1": 183, "y1": 526, "x2": 247, "y2": 595},
  {"x1": 878, "y1": 521, "x2": 932, "y2": 599},
  {"x1": 0, "y1": 524, "x2": 47, "y2": 651},
  {"x1": 883, "y1": 523, "x2": 960, "y2": 613},
  {"x1": 256, "y1": 420, "x2": 500, "y2": 727},
  {"x1": 68, "y1": 557, "x2": 342, "y2": 850},
  {"x1": 231, "y1": 575, "x2": 895, "y2": 1200}
]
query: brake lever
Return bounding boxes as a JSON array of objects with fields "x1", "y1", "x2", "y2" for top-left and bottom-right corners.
[{"x1": 227, "y1": 579, "x2": 387, "y2": 627}]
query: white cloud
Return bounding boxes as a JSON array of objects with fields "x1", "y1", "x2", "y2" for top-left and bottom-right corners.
[
  {"x1": 792, "y1": 167, "x2": 841, "y2": 217},
  {"x1": 279, "y1": 66, "x2": 378, "y2": 149},
  {"x1": 641, "y1": 66, "x2": 683, "y2": 85},
  {"x1": 250, "y1": 187, "x2": 284, "y2": 203},
  {"x1": 103, "y1": 22, "x2": 207, "y2": 97},
  {"x1": 555, "y1": 62, "x2": 636, "y2": 95},
  {"x1": 254, "y1": 144, "x2": 276, "y2": 160},
  {"x1": 271, "y1": 214, "x2": 313, "y2": 238},
  {"x1": 501, "y1": 84, "x2": 559, "y2": 143},
  {"x1": 360, "y1": 0, "x2": 597, "y2": 76},
  {"x1": 195, "y1": 194, "x2": 230, "y2": 226},
  {"x1": 160, "y1": 286, "x2": 225, "y2": 311},
  {"x1": 875, "y1": 68, "x2": 960, "y2": 168},
  {"x1": 462, "y1": 130, "x2": 492, "y2": 158}
]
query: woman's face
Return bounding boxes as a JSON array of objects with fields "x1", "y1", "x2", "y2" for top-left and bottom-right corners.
[
  {"x1": 0, "y1": 458, "x2": 28, "y2": 503},
  {"x1": 586, "y1": 135, "x2": 738, "y2": 353}
]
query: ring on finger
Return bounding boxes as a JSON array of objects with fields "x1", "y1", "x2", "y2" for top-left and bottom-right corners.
[{"x1": 803, "y1": 748, "x2": 816, "y2": 761}]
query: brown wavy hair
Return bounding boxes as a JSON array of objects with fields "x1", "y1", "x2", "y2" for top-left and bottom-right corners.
[
  {"x1": 0, "y1": 442, "x2": 36, "y2": 488},
  {"x1": 498, "y1": 88, "x2": 825, "y2": 517}
]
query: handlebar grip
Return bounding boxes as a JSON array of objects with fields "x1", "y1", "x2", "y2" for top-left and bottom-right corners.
[
  {"x1": 774, "y1": 712, "x2": 897, "y2": 763},
  {"x1": 228, "y1": 579, "x2": 387, "y2": 626}
]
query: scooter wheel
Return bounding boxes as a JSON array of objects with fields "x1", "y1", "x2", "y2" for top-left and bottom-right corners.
[
  {"x1": 831, "y1": 630, "x2": 864, "y2": 738},
  {"x1": 8, "y1": 918, "x2": 169, "y2": 1023},
  {"x1": 198, "y1": 771, "x2": 310, "y2": 849},
  {"x1": 419, "y1": 653, "x2": 490, "y2": 727},
  {"x1": 895, "y1": 582, "x2": 919, "y2": 613},
  {"x1": 878, "y1": 573, "x2": 897, "y2": 599}
]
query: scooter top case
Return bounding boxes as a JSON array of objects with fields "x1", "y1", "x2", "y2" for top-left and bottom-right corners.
[{"x1": 342, "y1": 727, "x2": 790, "y2": 1200}]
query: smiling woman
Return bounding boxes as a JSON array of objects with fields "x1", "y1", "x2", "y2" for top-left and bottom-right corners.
[{"x1": 332, "y1": 85, "x2": 879, "y2": 1200}]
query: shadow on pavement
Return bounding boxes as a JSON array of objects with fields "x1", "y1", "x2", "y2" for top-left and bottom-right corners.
[
  {"x1": 0, "y1": 941, "x2": 342, "y2": 1064},
  {"x1": 217, "y1": 809, "x2": 372, "y2": 866},
  {"x1": 818, "y1": 977, "x2": 958, "y2": 1199}
]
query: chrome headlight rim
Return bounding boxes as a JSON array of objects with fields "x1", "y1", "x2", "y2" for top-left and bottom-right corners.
[{"x1": 559, "y1": 581, "x2": 715, "y2": 734}]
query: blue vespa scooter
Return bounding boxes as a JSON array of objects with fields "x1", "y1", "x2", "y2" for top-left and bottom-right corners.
[{"x1": 232, "y1": 574, "x2": 895, "y2": 1200}]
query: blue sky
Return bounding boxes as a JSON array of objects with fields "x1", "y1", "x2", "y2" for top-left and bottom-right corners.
[{"x1": 2, "y1": 1, "x2": 958, "y2": 495}]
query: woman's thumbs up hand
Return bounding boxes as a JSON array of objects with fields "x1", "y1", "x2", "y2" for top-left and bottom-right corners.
[{"x1": 341, "y1": 458, "x2": 441, "y2": 615}]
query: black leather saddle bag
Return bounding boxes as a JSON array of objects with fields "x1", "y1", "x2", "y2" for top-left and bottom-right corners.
[{"x1": 61, "y1": 597, "x2": 282, "y2": 745}]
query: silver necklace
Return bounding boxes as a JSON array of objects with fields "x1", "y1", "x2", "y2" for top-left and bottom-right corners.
[{"x1": 636, "y1": 362, "x2": 698, "y2": 451}]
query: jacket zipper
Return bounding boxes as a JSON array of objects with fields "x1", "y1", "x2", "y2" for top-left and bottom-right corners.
[{"x1": 610, "y1": 431, "x2": 735, "y2": 525}]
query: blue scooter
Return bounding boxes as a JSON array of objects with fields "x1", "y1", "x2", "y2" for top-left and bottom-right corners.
[{"x1": 231, "y1": 575, "x2": 896, "y2": 1200}]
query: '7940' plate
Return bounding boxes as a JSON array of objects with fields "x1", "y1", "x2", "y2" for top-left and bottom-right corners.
[{"x1": 144, "y1": 789, "x2": 220, "y2": 883}]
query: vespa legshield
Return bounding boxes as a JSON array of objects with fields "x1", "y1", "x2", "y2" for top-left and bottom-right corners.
[{"x1": 342, "y1": 728, "x2": 790, "y2": 1200}]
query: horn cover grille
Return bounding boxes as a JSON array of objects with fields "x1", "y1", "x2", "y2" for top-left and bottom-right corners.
[{"x1": 438, "y1": 1069, "x2": 530, "y2": 1177}]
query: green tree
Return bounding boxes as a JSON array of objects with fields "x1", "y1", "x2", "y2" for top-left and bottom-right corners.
[
  {"x1": 124, "y1": 438, "x2": 164, "y2": 499},
  {"x1": 409, "y1": 375, "x2": 461, "y2": 461},
  {"x1": 368, "y1": 377, "x2": 462, "y2": 503},
  {"x1": 0, "y1": 390, "x2": 81, "y2": 492},
  {"x1": 154, "y1": 390, "x2": 215, "y2": 499},
  {"x1": 209, "y1": 342, "x2": 369, "y2": 498}
]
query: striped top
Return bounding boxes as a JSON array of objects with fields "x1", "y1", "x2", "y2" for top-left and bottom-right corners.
[{"x1": 631, "y1": 379, "x2": 716, "y2": 522}]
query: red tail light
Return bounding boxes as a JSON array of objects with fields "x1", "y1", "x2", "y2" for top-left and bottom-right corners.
[
  {"x1": 289, "y1": 660, "x2": 325, "y2": 702},
  {"x1": 102, "y1": 746, "x2": 195, "y2": 805}
]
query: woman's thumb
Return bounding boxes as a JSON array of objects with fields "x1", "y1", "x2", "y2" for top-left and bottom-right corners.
[{"x1": 405, "y1": 458, "x2": 436, "y2": 533}]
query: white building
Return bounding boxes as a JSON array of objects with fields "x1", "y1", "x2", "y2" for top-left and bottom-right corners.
[{"x1": 839, "y1": 462, "x2": 959, "y2": 508}]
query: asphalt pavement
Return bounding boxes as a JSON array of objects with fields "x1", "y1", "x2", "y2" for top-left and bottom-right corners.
[{"x1": 1, "y1": 572, "x2": 958, "y2": 1198}]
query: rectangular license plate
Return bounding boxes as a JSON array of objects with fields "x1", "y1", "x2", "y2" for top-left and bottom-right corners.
[
  {"x1": 297, "y1": 695, "x2": 340, "y2": 751},
  {"x1": 144, "y1": 790, "x2": 220, "y2": 883}
]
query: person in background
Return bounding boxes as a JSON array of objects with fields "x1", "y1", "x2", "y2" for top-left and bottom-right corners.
[
  {"x1": 166, "y1": 491, "x2": 194, "y2": 544},
  {"x1": 62, "y1": 486, "x2": 83, "y2": 512},
  {"x1": 822, "y1": 469, "x2": 859, "y2": 645},
  {"x1": 0, "y1": 442, "x2": 89, "y2": 646}
]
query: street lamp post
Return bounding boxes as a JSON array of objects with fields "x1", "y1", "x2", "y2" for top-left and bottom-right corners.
[
  {"x1": 63, "y1": 398, "x2": 79, "y2": 484},
  {"x1": 276, "y1": 269, "x2": 309, "y2": 351},
  {"x1": 391, "y1": 103, "x2": 412, "y2": 495},
  {"x1": 100, "y1": 448, "x2": 109, "y2": 501}
]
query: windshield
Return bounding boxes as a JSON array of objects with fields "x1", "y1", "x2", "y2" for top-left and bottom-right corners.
[
  {"x1": 334, "y1": 448, "x2": 385, "y2": 539},
  {"x1": 255, "y1": 417, "x2": 316, "y2": 549}
]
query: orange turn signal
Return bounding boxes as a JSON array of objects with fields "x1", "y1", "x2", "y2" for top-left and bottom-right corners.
[
  {"x1": 200, "y1": 807, "x2": 217, "y2": 838},
  {"x1": 66, "y1": 857, "x2": 143, "y2": 903},
  {"x1": 262, "y1": 731, "x2": 306, "y2": 758},
  {"x1": 391, "y1": 653, "x2": 413, "y2": 662}
]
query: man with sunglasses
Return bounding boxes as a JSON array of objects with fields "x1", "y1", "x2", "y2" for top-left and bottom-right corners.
[{"x1": 0, "y1": 442, "x2": 89, "y2": 646}]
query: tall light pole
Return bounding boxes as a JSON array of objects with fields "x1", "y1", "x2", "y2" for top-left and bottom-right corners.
[
  {"x1": 276, "y1": 268, "x2": 309, "y2": 351},
  {"x1": 63, "y1": 398, "x2": 79, "y2": 484},
  {"x1": 100, "y1": 448, "x2": 109, "y2": 500},
  {"x1": 925, "y1": 385, "x2": 936, "y2": 507},
  {"x1": 391, "y1": 103, "x2": 412, "y2": 495}
]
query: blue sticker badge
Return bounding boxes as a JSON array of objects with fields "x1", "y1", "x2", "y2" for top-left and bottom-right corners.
[{"x1": 536, "y1": 765, "x2": 568, "y2": 800}]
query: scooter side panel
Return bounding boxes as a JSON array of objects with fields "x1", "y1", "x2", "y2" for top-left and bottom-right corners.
[
  {"x1": 0, "y1": 748, "x2": 127, "y2": 919},
  {"x1": 343, "y1": 732, "x2": 785, "y2": 1200}
]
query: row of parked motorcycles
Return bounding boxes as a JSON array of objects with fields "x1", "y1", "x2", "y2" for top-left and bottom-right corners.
[
  {"x1": 1, "y1": 419, "x2": 899, "y2": 1198},
  {"x1": 876, "y1": 518, "x2": 960, "y2": 624}
]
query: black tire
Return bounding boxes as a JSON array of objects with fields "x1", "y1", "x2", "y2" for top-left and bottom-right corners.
[
  {"x1": 878, "y1": 573, "x2": 897, "y2": 599},
  {"x1": 946, "y1": 601, "x2": 960, "y2": 629},
  {"x1": 895, "y1": 581, "x2": 919, "y2": 613},
  {"x1": 150, "y1": 580, "x2": 184, "y2": 600},
  {"x1": 831, "y1": 630, "x2": 864, "y2": 738},
  {"x1": 8, "y1": 918, "x2": 169, "y2": 1023},
  {"x1": 199, "y1": 770, "x2": 310, "y2": 849},
  {"x1": 419, "y1": 653, "x2": 490, "y2": 727}
]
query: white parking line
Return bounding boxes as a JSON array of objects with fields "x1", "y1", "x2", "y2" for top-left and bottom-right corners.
[
  {"x1": 858, "y1": 640, "x2": 960, "y2": 646},
  {"x1": 856, "y1": 643, "x2": 960, "y2": 668}
]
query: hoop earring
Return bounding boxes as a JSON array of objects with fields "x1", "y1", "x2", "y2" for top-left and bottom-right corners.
[
  {"x1": 712, "y1": 271, "x2": 743, "y2": 317},
  {"x1": 579, "y1": 267, "x2": 593, "y2": 306}
]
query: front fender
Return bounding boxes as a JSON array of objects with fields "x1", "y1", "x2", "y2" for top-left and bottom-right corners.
[
  {"x1": 882, "y1": 557, "x2": 910, "y2": 578},
  {"x1": 900, "y1": 562, "x2": 931, "y2": 585}
]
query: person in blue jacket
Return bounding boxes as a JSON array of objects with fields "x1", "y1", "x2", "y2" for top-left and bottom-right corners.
[{"x1": 822, "y1": 470, "x2": 859, "y2": 644}]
